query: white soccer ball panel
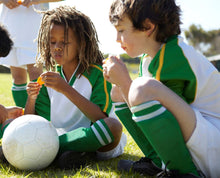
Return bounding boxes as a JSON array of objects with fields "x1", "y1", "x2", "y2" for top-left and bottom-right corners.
[
  {"x1": 23, "y1": 141, "x2": 42, "y2": 160},
  {"x1": 15, "y1": 122, "x2": 37, "y2": 144},
  {"x1": 35, "y1": 123, "x2": 59, "y2": 149},
  {"x1": 3, "y1": 140, "x2": 24, "y2": 164}
]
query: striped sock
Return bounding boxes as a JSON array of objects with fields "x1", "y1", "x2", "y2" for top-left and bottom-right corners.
[
  {"x1": 131, "y1": 100, "x2": 199, "y2": 175},
  {"x1": 12, "y1": 83, "x2": 27, "y2": 108},
  {"x1": 114, "y1": 102, "x2": 161, "y2": 167},
  {"x1": 59, "y1": 119, "x2": 114, "y2": 153}
]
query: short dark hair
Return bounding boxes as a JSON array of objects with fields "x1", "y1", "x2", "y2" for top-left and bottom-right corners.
[
  {"x1": 109, "y1": 0, "x2": 182, "y2": 42},
  {"x1": 0, "y1": 24, "x2": 13, "y2": 57}
]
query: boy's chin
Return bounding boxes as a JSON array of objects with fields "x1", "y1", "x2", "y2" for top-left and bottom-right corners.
[{"x1": 127, "y1": 53, "x2": 140, "y2": 58}]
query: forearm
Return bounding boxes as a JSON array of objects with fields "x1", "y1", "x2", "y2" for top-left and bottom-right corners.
[
  {"x1": 0, "y1": 104, "x2": 7, "y2": 124},
  {"x1": 62, "y1": 85, "x2": 107, "y2": 123},
  {"x1": 118, "y1": 79, "x2": 132, "y2": 107},
  {"x1": 24, "y1": 98, "x2": 36, "y2": 115}
]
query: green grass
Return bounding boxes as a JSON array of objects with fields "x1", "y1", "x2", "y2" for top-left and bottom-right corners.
[
  {"x1": 0, "y1": 72, "x2": 152, "y2": 178},
  {"x1": 0, "y1": 74, "x2": 15, "y2": 106}
]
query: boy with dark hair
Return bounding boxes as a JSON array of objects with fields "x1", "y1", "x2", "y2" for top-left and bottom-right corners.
[{"x1": 103, "y1": 0, "x2": 220, "y2": 177}]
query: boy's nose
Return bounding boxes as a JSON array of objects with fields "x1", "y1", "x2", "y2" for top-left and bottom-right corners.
[
  {"x1": 54, "y1": 43, "x2": 63, "y2": 51},
  {"x1": 55, "y1": 47, "x2": 62, "y2": 51},
  {"x1": 116, "y1": 33, "x2": 121, "y2": 43}
]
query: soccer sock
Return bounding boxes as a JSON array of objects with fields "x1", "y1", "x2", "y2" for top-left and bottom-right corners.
[
  {"x1": 131, "y1": 100, "x2": 199, "y2": 176},
  {"x1": 114, "y1": 102, "x2": 161, "y2": 168},
  {"x1": 59, "y1": 119, "x2": 114, "y2": 153},
  {"x1": 11, "y1": 83, "x2": 27, "y2": 108}
]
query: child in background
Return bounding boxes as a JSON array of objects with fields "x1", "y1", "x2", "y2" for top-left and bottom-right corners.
[
  {"x1": 0, "y1": 24, "x2": 23, "y2": 138},
  {"x1": 0, "y1": 0, "x2": 63, "y2": 108},
  {"x1": 103, "y1": 0, "x2": 220, "y2": 177},
  {"x1": 0, "y1": 23, "x2": 13, "y2": 58},
  {"x1": 24, "y1": 6, "x2": 126, "y2": 170}
]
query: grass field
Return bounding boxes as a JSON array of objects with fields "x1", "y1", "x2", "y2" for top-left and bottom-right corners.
[{"x1": 0, "y1": 72, "x2": 151, "y2": 178}]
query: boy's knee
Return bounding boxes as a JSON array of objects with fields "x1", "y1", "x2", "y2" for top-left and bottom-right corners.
[
  {"x1": 103, "y1": 117, "x2": 122, "y2": 140},
  {"x1": 128, "y1": 77, "x2": 162, "y2": 106},
  {"x1": 97, "y1": 117, "x2": 123, "y2": 152}
]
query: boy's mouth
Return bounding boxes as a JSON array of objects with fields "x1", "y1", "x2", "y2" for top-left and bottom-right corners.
[
  {"x1": 53, "y1": 53, "x2": 63, "y2": 62},
  {"x1": 121, "y1": 46, "x2": 127, "y2": 51},
  {"x1": 53, "y1": 52, "x2": 62, "y2": 58}
]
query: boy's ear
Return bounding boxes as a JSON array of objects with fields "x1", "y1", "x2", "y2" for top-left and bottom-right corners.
[{"x1": 143, "y1": 18, "x2": 156, "y2": 37}]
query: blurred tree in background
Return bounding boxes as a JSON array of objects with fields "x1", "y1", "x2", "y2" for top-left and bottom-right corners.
[{"x1": 185, "y1": 24, "x2": 220, "y2": 57}]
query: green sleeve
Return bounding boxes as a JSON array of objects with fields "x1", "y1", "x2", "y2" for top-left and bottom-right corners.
[
  {"x1": 90, "y1": 70, "x2": 112, "y2": 116},
  {"x1": 162, "y1": 80, "x2": 188, "y2": 103},
  {"x1": 149, "y1": 37, "x2": 197, "y2": 104},
  {"x1": 35, "y1": 85, "x2": 51, "y2": 121}
]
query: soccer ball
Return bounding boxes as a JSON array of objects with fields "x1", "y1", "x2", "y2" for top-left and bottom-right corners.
[{"x1": 2, "y1": 114, "x2": 59, "y2": 171}]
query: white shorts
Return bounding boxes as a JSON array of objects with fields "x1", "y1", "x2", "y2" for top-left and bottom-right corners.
[
  {"x1": 96, "y1": 132, "x2": 127, "y2": 160},
  {"x1": 187, "y1": 109, "x2": 220, "y2": 178},
  {"x1": 0, "y1": 46, "x2": 37, "y2": 68}
]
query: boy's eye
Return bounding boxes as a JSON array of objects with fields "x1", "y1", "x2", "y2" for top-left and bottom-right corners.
[
  {"x1": 50, "y1": 41, "x2": 68, "y2": 45},
  {"x1": 117, "y1": 29, "x2": 124, "y2": 33}
]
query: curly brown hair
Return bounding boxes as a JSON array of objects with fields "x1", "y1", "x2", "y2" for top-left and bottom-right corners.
[
  {"x1": 109, "y1": 0, "x2": 182, "y2": 43},
  {"x1": 37, "y1": 6, "x2": 103, "y2": 75},
  {"x1": 0, "y1": 24, "x2": 13, "y2": 57}
]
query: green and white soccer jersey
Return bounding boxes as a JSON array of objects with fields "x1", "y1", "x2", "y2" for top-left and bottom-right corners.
[
  {"x1": 140, "y1": 35, "x2": 220, "y2": 121},
  {"x1": 139, "y1": 35, "x2": 220, "y2": 177},
  {"x1": 35, "y1": 64, "x2": 112, "y2": 136}
]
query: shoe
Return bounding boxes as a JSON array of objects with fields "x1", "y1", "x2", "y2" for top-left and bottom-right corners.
[
  {"x1": 117, "y1": 157, "x2": 162, "y2": 176},
  {"x1": 157, "y1": 170, "x2": 201, "y2": 178},
  {"x1": 157, "y1": 169, "x2": 206, "y2": 178},
  {"x1": 156, "y1": 163, "x2": 206, "y2": 178},
  {"x1": 55, "y1": 151, "x2": 87, "y2": 170}
]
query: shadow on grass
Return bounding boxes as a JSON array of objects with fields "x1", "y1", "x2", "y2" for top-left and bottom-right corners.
[{"x1": 0, "y1": 153, "x2": 151, "y2": 177}]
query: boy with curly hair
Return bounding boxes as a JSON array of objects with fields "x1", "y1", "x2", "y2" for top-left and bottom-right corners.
[
  {"x1": 103, "y1": 0, "x2": 220, "y2": 177},
  {"x1": 24, "y1": 6, "x2": 126, "y2": 170}
]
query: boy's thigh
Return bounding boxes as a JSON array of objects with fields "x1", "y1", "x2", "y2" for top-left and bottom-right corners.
[{"x1": 187, "y1": 108, "x2": 220, "y2": 177}]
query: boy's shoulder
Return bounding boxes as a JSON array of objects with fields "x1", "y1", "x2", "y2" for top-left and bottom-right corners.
[
  {"x1": 82, "y1": 64, "x2": 104, "y2": 84},
  {"x1": 164, "y1": 35, "x2": 186, "y2": 58},
  {"x1": 89, "y1": 63, "x2": 103, "y2": 72},
  {"x1": 165, "y1": 35, "x2": 180, "y2": 47}
]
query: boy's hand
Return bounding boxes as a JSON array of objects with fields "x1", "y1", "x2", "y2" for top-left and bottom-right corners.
[
  {"x1": 19, "y1": 0, "x2": 40, "y2": 8},
  {"x1": 2, "y1": 0, "x2": 19, "y2": 9},
  {"x1": 0, "y1": 104, "x2": 8, "y2": 124},
  {"x1": 102, "y1": 55, "x2": 131, "y2": 87},
  {"x1": 26, "y1": 81, "x2": 42, "y2": 100},
  {"x1": 40, "y1": 72, "x2": 67, "y2": 93},
  {"x1": 6, "y1": 106, "x2": 23, "y2": 119}
]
